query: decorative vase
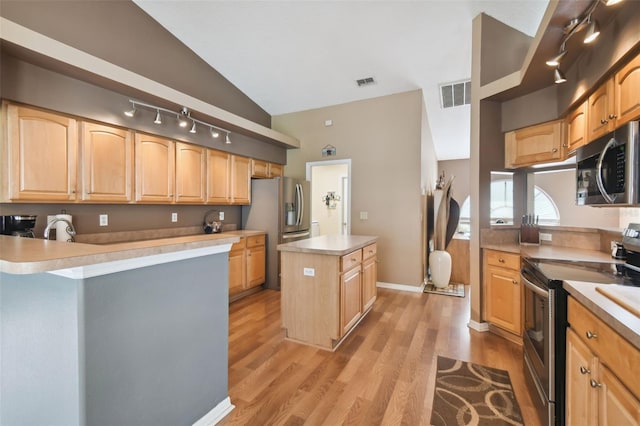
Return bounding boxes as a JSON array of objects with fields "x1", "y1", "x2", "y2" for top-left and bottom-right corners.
[{"x1": 430, "y1": 250, "x2": 452, "y2": 288}]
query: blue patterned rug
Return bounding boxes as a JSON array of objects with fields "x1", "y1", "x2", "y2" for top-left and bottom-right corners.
[{"x1": 430, "y1": 356, "x2": 523, "y2": 426}]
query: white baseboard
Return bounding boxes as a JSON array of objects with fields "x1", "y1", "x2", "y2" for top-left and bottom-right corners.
[
  {"x1": 192, "y1": 397, "x2": 235, "y2": 426},
  {"x1": 467, "y1": 320, "x2": 489, "y2": 332},
  {"x1": 376, "y1": 281, "x2": 425, "y2": 293}
]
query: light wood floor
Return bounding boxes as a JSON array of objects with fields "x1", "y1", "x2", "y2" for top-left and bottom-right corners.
[{"x1": 220, "y1": 287, "x2": 542, "y2": 425}]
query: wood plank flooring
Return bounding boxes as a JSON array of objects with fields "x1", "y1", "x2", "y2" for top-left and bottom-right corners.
[{"x1": 220, "y1": 287, "x2": 542, "y2": 425}]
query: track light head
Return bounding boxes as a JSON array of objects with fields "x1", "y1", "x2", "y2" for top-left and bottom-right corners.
[
  {"x1": 210, "y1": 127, "x2": 220, "y2": 138},
  {"x1": 584, "y1": 17, "x2": 600, "y2": 44},
  {"x1": 546, "y1": 49, "x2": 568, "y2": 67},
  {"x1": 154, "y1": 110, "x2": 162, "y2": 124},
  {"x1": 177, "y1": 107, "x2": 190, "y2": 128},
  {"x1": 124, "y1": 102, "x2": 137, "y2": 117},
  {"x1": 189, "y1": 121, "x2": 197, "y2": 134},
  {"x1": 554, "y1": 68, "x2": 567, "y2": 84},
  {"x1": 225, "y1": 133, "x2": 232, "y2": 145},
  {"x1": 601, "y1": 0, "x2": 623, "y2": 5}
]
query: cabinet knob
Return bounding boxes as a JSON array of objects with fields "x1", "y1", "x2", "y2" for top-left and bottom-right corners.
[
  {"x1": 512, "y1": 280, "x2": 518, "y2": 285},
  {"x1": 600, "y1": 119, "x2": 608, "y2": 125},
  {"x1": 498, "y1": 258, "x2": 505, "y2": 263},
  {"x1": 608, "y1": 113, "x2": 617, "y2": 120},
  {"x1": 586, "y1": 330, "x2": 598, "y2": 339},
  {"x1": 590, "y1": 379, "x2": 602, "y2": 388},
  {"x1": 552, "y1": 148, "x2": 558, "y2": 153},
  {"x1": 562, "y1": 143, "x2": 568, "y2": 148},
  {"x1": 580, "y1": 366, "x2": 591, "y2": 375}
]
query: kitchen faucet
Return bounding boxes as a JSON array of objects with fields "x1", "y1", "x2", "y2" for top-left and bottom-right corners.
[{"x1": 43, "y1": 218, "x2": 76, "y2": 241}]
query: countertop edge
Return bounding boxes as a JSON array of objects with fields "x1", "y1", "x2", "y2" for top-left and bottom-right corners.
[
  {"x1": 278, "y1": 235, "x2": 378, "y2": 256},
  {"x1": 563, "y1": 280, "x2": 640, "y2": 350}
]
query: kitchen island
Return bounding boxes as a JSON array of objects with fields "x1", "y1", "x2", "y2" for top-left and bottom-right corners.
[
  {"x1": 278, "y1": 234, "x2": 378, "y2": 351},
  {"x1": 0, "y1": 233, "x2": 239, "y2": 426}
]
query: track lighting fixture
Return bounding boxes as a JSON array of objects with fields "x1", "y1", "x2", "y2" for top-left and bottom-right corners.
[
  {"x1": 545, "y1": 0, "x2": 624, "y2": 83},
  {"x1": 583, "y1": 16, "x2": 600, "y2": 44},
  {"x1": 124, "y1": 102, "x2": 136, "y2": 117},
  {"x1": 124, "y1": 100, "x2": 233, "y2": 142},
  {"x1": 546, "y1": 49, "x2": 567, "y2": 67}
]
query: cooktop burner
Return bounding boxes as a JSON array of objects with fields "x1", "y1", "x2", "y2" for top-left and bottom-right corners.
[{"x1": 524, "y1": 258, "x2": 640, "y2": 287}]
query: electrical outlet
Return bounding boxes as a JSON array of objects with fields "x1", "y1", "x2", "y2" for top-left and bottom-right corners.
[
  {"x1": 99, "y1": 214, "x2": 108, "y2": 227},
  {"x1": 303, "y1": 267, "x2": 315, "y2": 277},
  {"x1": 360, "y1": 211, "x2": 368, "y2": 220},
  {"x1": 171, "y1": 212, "x2": 178, "y2": 223},
  {"x1": 219, "y1": 211, "x2": 225, "y2": 220},
  {"x1": 540, "y1": 232, "x2": 552, "y2": 242}
]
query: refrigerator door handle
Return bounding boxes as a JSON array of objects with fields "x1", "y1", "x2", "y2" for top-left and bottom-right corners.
[
  {"x1": 282, "y1": 231, "x2": 310, "y2": 239},
  {"x1": 298, "y1": 184, "x2": 304, "y2": 226},
  {"x1": 295, "y1": 183, "x2": 302, "y2": 226}
]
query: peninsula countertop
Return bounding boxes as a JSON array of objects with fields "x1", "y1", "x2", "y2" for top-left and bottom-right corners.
[
  {"x1": 0, "y1": 232, "x2": 247, "y2": 275},
  {"x1": 482, "y1": 243, "x2": 622, "y2": 264},
  {"x1": 277, "y1": 234, "x2": 378, "y2": 256}
]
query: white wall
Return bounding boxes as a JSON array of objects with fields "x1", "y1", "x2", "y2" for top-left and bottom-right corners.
[{"x1": 310, "y1": 163, "x2": 349, "y2": 236}]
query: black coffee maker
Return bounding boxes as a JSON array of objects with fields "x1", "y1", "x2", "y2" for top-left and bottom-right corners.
[{"x1": 1, "y1": 215, "x2": 37, "y2": 237}]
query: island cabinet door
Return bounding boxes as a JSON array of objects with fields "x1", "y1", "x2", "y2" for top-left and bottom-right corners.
[
  {"x1": 341, "y1": 266, "x2": 362, "y2": 337},
  {"x1": 362, "y1": 250, "x2": 377, "y2": 312}
]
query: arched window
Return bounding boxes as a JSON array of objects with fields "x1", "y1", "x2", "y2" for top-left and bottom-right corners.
[{"x1": 456, "y1": 181, "x2": 560, "y2": 233}]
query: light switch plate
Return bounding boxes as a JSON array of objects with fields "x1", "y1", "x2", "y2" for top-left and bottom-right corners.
[
  {"x1": 540, "y1": 232, "x2": 552, "y2": 241},
  {"x1": 219, "y1": 211, "x2": 225, "y2": 220},
  {"x1": 99, "y1": 214, "x2": 108, "y2": 227},
  {"x1": 171, "y1": 212, "x2": 178, "y2": 223},
  {"x1": 360, "y1": 211, "x2": 368, "y2": 220},
  {"x1": 303, "y1": 267, "x2": 315, "y2": 277}
]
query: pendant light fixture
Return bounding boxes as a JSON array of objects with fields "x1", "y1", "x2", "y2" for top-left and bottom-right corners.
[
  {"x1": 583, "y1": 16, "x2": 600, "y2": 44},
  {"x1": 554, "y1": 68, "x2": 567, "y2": 84},
  {"x1": 545, "y1": 48, "x2": 567, "y2": 67},
  {"x1": 123, "y1": 100, "x2": 233, "y2": 141}
]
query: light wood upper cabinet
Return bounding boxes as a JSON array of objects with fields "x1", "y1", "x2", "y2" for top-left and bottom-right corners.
[
  {"x1": 565, "y1": 101, "x2": 588, "y2": 154},
  {"x1": 251, "y1": 159, "x2": 284, "y2": 178},
  {"x1": 587, "y1": 79, "x2": 616, "y2": 141},
  {"x1": 484, "y1": 249, "x2": 522, "y2": 336},
  {"x1": 134, "y1": 133, "x2": 175, "y2": 203},
  {"x1": 79, "y1": 122, "x2": 133, "y2": 202},
  {"x1": 504, "y1": 120, "x2": 565, "y2": 168},
  {"x1": 3, "y1": 103, "x2": 78, "y2": 201},
  {"x1": 175, "y1": 142, "x2": 206, "y2": 204},
  {"x1": 206, "y1": 149, "x2": 231, "y2": 204},
  {"x1": 269, "y1": 163, "x2": 283, "y2": 178},
  {"x1": 231, "y1": 155, "x2": 251, "y2": 205},
  {"x1": 614, "y1": 52, "x2": 640, "y2": 127}
]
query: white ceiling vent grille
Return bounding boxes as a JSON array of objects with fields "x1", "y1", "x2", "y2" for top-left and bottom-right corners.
[
  {"x1": 439, "y1": 80, "x2": 471, "y2": 108},
  {"x1": 356, "y1": 77, "x2": 376, "y2": 87}
]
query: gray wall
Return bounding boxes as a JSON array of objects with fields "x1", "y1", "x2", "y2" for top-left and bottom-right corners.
[
  {"x1": 1, "y1": 253, "x2": 229, "y2": 426},
  {"x1": 0, "y1": 0, "x2": 270, "y2": 127}
]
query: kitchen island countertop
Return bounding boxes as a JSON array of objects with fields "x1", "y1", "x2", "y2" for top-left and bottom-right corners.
[{"x1": 277, "y1": 234, "x2": 378, "y2": 256}]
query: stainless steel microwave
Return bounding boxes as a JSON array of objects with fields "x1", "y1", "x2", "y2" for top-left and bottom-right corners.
[{"x1": 576, "y1": 120, "x2": 639, "y2": 206}]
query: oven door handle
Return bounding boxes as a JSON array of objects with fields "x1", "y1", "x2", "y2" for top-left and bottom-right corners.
[{"x1": 520, "y1": 273, "x2": 549, "y2": 298}]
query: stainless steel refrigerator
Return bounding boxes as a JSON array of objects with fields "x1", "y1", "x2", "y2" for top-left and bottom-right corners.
[{"x1": 241, "y1": 177, "x2": 311, "y2": 290}]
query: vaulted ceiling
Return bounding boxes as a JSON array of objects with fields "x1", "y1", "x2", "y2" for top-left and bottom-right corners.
[{"x1": 133, "y1": 1, "x2": 549, "y2": 160}]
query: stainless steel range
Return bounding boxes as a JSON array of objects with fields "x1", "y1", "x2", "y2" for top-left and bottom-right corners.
[{"x1": 520, "y1": 223, "x2": 640, "y2": 426}]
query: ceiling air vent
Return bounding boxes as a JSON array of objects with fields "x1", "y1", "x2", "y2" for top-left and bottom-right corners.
[
  {"x1": 439, "y1": 79, "x2": 471, "y2": 108},
  {"x1": 356, "y1": 77, "x2": 376, "y2": 87}
]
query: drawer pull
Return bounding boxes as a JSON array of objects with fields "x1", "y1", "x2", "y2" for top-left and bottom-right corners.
[
  {"x1": 600, "y1": 119, "x2": 608, "y2": 125},
  {"x1": 551, "y1": 148, "x2": 558, "y2": 153},
  {"x1": 580, "y1": 366, "x2": 591, "y2": 375},
  {"x1": 608, "y1": 113, "x2": 617, "y2": 120},
  {"x1": 590, "y1": 379, "x2": 602, "y2": 388},
  {"x1": 498, "y1": 258, "x2": 505, "y2": 263},
  {"x1": 586, "y1": 330, "x2": 598, "y2": 339},
  {"x1": 512, "y1": 280, "x2": 518, "y2": 285},
  {"x1": 351, "y1": 258, "x2": 356, "y2": 262}
]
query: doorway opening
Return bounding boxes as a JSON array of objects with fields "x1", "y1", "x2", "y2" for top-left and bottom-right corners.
[{"x1": 306, "y1": 159, "x2": 351, "y2": 236}]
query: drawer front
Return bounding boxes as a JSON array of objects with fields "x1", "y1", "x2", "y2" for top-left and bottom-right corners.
[
  {"x1": 341, "y1": 249, "x2": 362, "y2": 272},
  {"x1": 231, "y1": 237, "x2": 245, "y2": 252},
  {"x1": 568, "y1": 297, "x2": 640, "y2": 397},
  {"x1": 485, "y1": 249, "x2": 520, "y2": 270},
  {"x1": 246, "y1": 234, "x2": 265, "y2": 248},
  {"x1": 363, "y1": 243, "x2": 377, "y2": 260}
]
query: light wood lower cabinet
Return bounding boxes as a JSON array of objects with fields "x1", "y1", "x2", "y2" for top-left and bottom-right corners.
[
  {"x1": 483, "y1": 249, "x2": 522, "y2": 337},
  {"x1": 281, "y1": 241, "x2": 378, "y2": 351},
  {"x1": 229, "y1": 234, "x2": 266, "y2": 299},
  {"x1": 2, "y1": 102, "x2": 78, "y2": 202},
  {"x1": 79, "y1": 122, "x2": 133, "y2": 202},
  {"x1": 566, "y1": 297, "x2": 640, "y2": 425}
]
